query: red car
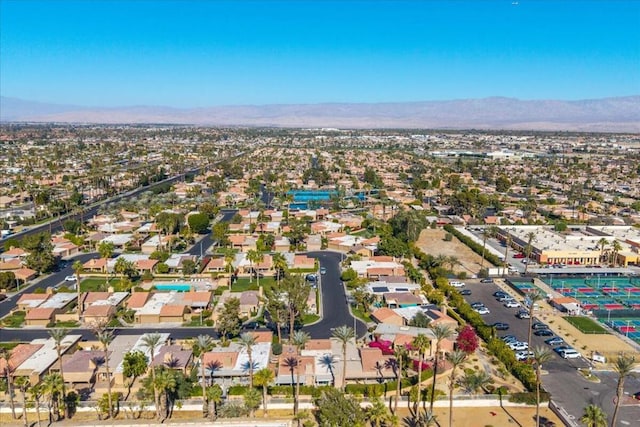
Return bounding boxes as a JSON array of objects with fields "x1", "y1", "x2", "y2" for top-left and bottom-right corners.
[{"x1": 513, "y1": 253, "x2": 526, "y2": 259}]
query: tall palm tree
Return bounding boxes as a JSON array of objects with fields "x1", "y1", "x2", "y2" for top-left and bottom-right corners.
[
  {"x1": 610, "y1": 240, "x2": 622, "y2": 267},
  {"x1": 239, "y1": 332, "x2": 258, "y2": 388},
  {"x1": 367, "y1": 396, "x2": 391, "y2": 427},
  {"x1": 523, "y1": 231, "x2": 537, "y2": 274},
  {"x1": 282, "y1": 357, "x2": 299, "y2": 418},
  {"x1": 246, "y1": 249, "x2": 259, "y2": 284},
  {"x1": 72, "y1": 260, "x2": 84, "y2": 317},
  {"x1": 272, "y1": 252, "x2": 288, "y2": 285},
  {"x1": 445, "y1": 350, "x2": 467, "y2": 427},
  {"x1": 153, "y1": 368, "x2": 177, "y2": 422},
  {"x1": 291, "y1": 330, "x2": 310, "y2": 424},
  {"x1": 205, "y1": 384, "x2": 223, "y2": 421},
  {"x1": 391, "y1": 345, "x2": 407, "y2": 414},
  {"x1": 610, "y1": 354, "x2": 636, "y2": 427},
  {"x1": 526, "y1": 290, "x2": 546, "y2": 351},
  {"x1": 0, "y1": 348, "x2": 17, "y2": 419},
  {"x1": 581, "y1": 404, "x2": 607, "y2": 427},
  {"x1": 502, "y1": 233, "x2": 512, "y2": 276},
  {"x1": 332, "y1": 325, "x2": 355, "y2": 391},
  {"x1": 428, "y1": 323, "x2": 455, "y2": 411},
  {"x1": 14, "y1": 376, "x2": 30, "y2": 427},
  {"x1": 532, "y1": 346, "x2": 554, "y2": 427},
  {"x1": 48, "y1": 328, "x2": 68, "y2": 418},
  {"x1": 412, "y1": 334, "x2": 430, "y2": 410},
  {"x1": 96, "y1": 329, "x2": 115, "y2": 419},
  {"x1": 223, "y1": 249, "x2": 235, "y2": 290},
  {"x1": 194, "y1": 335, "x2": 214, "y2": 417},
  {"x1": 459, "y1": 370, "x2": 492, "y2": 394},
  {"x1": 41, "y1": 372, "x2": 64, "y2": 423},
  {"x1": 254, "y1": 367, "x2": 274, "y2": 417},
  {"x1": 140, "y1": 333, "x2": 164, "y2": 420},
  {"x1": 597, "y1": 238, "x2": 609, "y2": 264},
  {"x1": 29, "y1": 382, "x2": 44, "y2": 427},
  {"x1": 479, "y1": 226, "x2": 497, "y2": 271}
]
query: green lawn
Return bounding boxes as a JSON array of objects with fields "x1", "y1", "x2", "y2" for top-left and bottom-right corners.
[
  {"x1": 231, "y1": 277, "x2": 276, "y2": 293},
  {"x1": 80, "y1": 277, "x2": 130, "y2": 292},
  {"x1": 351, "y1": 306, "x2": 372, "y2": 323},
  {"x1": 2, "y1": 311, "x2": 26, "y2": 328},
  {"x1": 53, "y1": 320, "x2": 80, "y2": 328},
  {"x1": 565, "y1": 316, "x2": 608, "y2": 334},
  {"x1": 302, "y1": 314, "x2": 320, "y2": 324}
]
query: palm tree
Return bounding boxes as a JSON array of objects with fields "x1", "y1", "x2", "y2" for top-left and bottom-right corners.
[
  {"x1": 194, "y1": 335, "x2": 214, "y2": 417},
  {"x1": 153, "y1": 368, "x2": 177, "y2": 422},
  {"x1": 205, "y1": 384, "x2": 223, "y2": 421},
  {"x1": 318, "y1": 354, "x2": 337, "y2": 386},
  {"x1": 272, "y1": 252, "x2": 288, "y2": 285},
  {"x1": 254, "y1": 368, "x2": 274, "y2": 417},
  {"x1": 445, "y1": 350, "x2": 467, "y2": 427},
  {"x1": 223, "y1": 249, "x2": 235, "y2": 290},
  {"x1": 610, "y1": 354, "x2": 636, "y2": 427},
  {"x1": 532, "y1": 346, "x2": 554, "y2": 427},
  {"x1": 0, "y1": 347, "x2": 17, "y2": 419},
  {"x1": 412, "y1": 334, "x2": 430, "y2": 410},
  {"x1": 14, "y1": 376, "x2": 30, "y2": 427},
  {"x1": 526, "y1": 289, "x2": 546, "y2": 351},
  {"x1": 30, "y1": 382, "x2": 44, "y2": 427},
  {"x1": 610, "y1": 240, "x2": 622, "y2": 267},
  {"x1": 597, "y1": 238, "x2": 609, "y2": 264},
  {"x1": 367, "y1": 396, "x2": 391, "y2": 427},
  {"x1": 502, "y1": 233, "x2": 512, "y2": 276},
  {"x1": 239, "y1": 332, "x2": 258, "y2": 388},
  {"x1": 283, "y1": 357, "x2": 299, "y2": 418},
  {"x1": 523, "y1": 231, "x2": 537, "y2": 274},
  {"x1": 72, "y1": 260, "x2": 84, "y2": 316},
  {"x1": 459, "y1": 370, "x2": 492, "y2": 394},
  {"x1": 140, "y1": 333, "x2": 164, "y2": 420},
  {"x1": 96, "y1": 329, "x2": 115, "y2": 418},
  {"x1": 479, "y1": 226, "x2": 497, "y2": 271},
  {"x1": 246, "y1": 249, "x2": 259, "y2": 283},
  {"x1": 244, "y1": 387, "x2": 262, "y2": 418},
  {"x1": 581, "y1": 404, "x2": 607, "y2": 427},
  {"x1": 291, "y1": 330, "x2": 310, "y2": 424},
  {"x1": 391, "y1": 345, "x2": 407, "y2": 414},
  {"x1": 48, "y1": 328, "x2": 68, "y2": 417},
  {"x1": 428, "y1": 323, "x2": 455, "y2": 411},
  {"x1": 41, "y1": 372, "x2": 64, "y2": 423},
  {"x1": 331, "y1": 325, "x2": 355, "y2": 390}
]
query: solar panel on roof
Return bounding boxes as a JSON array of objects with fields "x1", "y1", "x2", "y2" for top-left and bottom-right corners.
[{"x1": 372, "y1": 287, "x2": 390, "y2": 293}]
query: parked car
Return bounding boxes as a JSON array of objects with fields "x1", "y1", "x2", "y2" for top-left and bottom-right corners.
[
  {"x1": 320, "y1": 267, "x2": 327, "y2": 274},
  {"x1": 474, "y1": 307, "x2": 490, "y2": 315},
  {"x1": 493, "y1": 291, "x2": 508, "y2": 298},
  {"x1": 513, "y1": 253, "x2": 526, "y2": 259},
  {"x1": 305, "y1": 274, "x2": 318, "y2": 282},
  {"x1": 470, "y1": 302, "x2": 485, "y2": 309},
  {"x1": 516, "y1": 310, "x2": 531, "y2": 319},
  {"x1": 532, "y1": 322, "x2": 549, "y2": 330},
  {"x1": 545, "y1": 337, "x2": 564, "y2": 346},
  {"x1": 491, "y1": 322, "x2": 510, "y2": 331},
  {"x1": 553, "y1": 345, "x2": 572, "y2": 355},
  {"x1": 515, "y1": 350, "x2": 534, "y2": 361},
  {"x1": 560, "y1": 349, "x2": 582, "y2": 359},
  {"x1": 500, "y1": 334, "x2": 517, "y2": 342},
  {"x1": 64, "y1": 275, "x2": 76, "y2": 282},
  {"x1": 498, "y1": 295, "x2": 513, "y2": 302},
  {"x1": 508, "y1": 341, "x2": 529, "y2": 351},
  {"x1": 459, "y1": 289, "x2": 472, "y2": 295},
  {"x1": 504, "y1": 300, "x2": 521, "y2": 308},
  {"x1": 480, "y1": 278, "x2": 494, "y2": 283},
  {"x1": 450, "y1": 281, "x2": 465, "y2": 288},
  {"x1": 534, "y1": 329, "x2": 554, "y2": 337}
]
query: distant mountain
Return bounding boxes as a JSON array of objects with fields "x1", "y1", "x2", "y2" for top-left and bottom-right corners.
[{"x1": 2, "y1": 95, "x2": 639, "y2": 132}]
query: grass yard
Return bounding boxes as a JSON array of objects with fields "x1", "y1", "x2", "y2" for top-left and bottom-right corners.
[
  {"x1": 351, "y1": 306, "x2": 372, "y2": 323},
  {"x1": 302, "y1": 314, "x2": 320, "y2": 324},
  {"x1": 2, "y1": 311, "x2": 26, "y2": 327},
  {"x1": 80, "y1": 277, "x2": 128, "y2": 292},
  {"x1": 231, "y1": 277, "x2": 276, "y2": 292},
  {"x1": 565, "y1": 316, "x2": 608, "y2": 334}
]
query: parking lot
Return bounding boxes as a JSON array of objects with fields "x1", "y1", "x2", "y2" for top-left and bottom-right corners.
[{"x1": 460, "y1": 278, "x2": 590, "y2": 369}]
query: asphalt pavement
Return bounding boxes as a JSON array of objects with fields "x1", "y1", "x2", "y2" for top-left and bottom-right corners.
[{"x1": 303, "y1": 251, "x2": 367, "y2": 339}]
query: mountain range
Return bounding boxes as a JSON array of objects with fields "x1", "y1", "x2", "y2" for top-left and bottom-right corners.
[{"x1": 1, "y1": 96, "x2": 639, "y2": 132}]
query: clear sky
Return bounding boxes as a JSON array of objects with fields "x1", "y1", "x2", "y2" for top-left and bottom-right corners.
[{"x1": 1, "y1": 0, "x2": 639, "y2": 107}]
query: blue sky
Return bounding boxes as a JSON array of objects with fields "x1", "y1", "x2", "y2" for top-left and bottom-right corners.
[{"x1": 1, "y1": 0, "x2": 639, "y2": 107}]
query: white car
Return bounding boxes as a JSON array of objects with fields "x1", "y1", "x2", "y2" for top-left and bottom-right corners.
[
  {"x1": 64, "y1": 275, "x2": 76, "y2": 282},
  {"x1": 474, "y1": 307, "x2": 490, "y2": 315},
  {"x1": 450, "y1": 281, "x2": 465, "y2": 288},
  {"x1": 509, "y1": 342, "x2": 529, "y2": 351},
  {"x1": 504, "y1": 300, "x2": 521, "y2": 308},
  {"x1": 560, "y1": 349, "x2": 582, "y2": 359},
  {"x1": 515, "y1": 350, "x2": 534, "y2": 361}
]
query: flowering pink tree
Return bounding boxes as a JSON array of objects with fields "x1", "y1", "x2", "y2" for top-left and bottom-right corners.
[{"x1": 456, "y1": 324, "x2": 479, "y2": 354}]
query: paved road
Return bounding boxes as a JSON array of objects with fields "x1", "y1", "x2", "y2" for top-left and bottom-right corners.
[
  {"x1": 303, "y1": 251, "x2": 367, "y2": 339},
  {"x1": 185, "y1": 209, "x2": 237, "y2": 257},
  {"x1": 0, "y1": 326, "x2": 219, "y2": 342}
]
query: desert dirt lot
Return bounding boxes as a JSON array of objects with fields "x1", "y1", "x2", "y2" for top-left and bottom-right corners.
[
  {"x1": 416, "y1": 228, "x2": 486, "y2": 276},
  {"x1": 0, "y1": 406, "x2": 564, "y2": 426}
]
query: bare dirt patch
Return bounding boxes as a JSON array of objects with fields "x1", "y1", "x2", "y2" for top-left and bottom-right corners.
[{"x1": 416, "y1": 228, "x2": 486, "y2": 276}]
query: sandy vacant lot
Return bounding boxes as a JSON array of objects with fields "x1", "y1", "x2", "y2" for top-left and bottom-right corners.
[{"x1": 416, "y1": 228, "x2": 486, "y2": 276}]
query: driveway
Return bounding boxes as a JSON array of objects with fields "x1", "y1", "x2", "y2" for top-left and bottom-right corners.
[{"x1": 303, "y1": 251, "x2": 367, "y2": 339}]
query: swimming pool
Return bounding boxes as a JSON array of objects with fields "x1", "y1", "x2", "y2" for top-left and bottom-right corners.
[{"x1": 155, "y1": 283, "x2": 192, "y2": 292}]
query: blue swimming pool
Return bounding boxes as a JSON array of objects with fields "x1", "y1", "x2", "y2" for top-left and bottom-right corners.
[{"x1": 155, "y1": 283, "x2": 191, "y2": 291}]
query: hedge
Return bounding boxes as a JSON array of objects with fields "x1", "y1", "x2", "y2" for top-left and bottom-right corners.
[{"x1": 509, "y1": 391, "x2": 550, "y2": 405}]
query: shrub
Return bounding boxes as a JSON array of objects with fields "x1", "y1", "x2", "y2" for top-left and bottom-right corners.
[
  {"x1": 509, "y1": 391, "x2": 549, "y2": 405},
  {"x1": 272, "y1": 342, "x2": 283, "y2": 355}
]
